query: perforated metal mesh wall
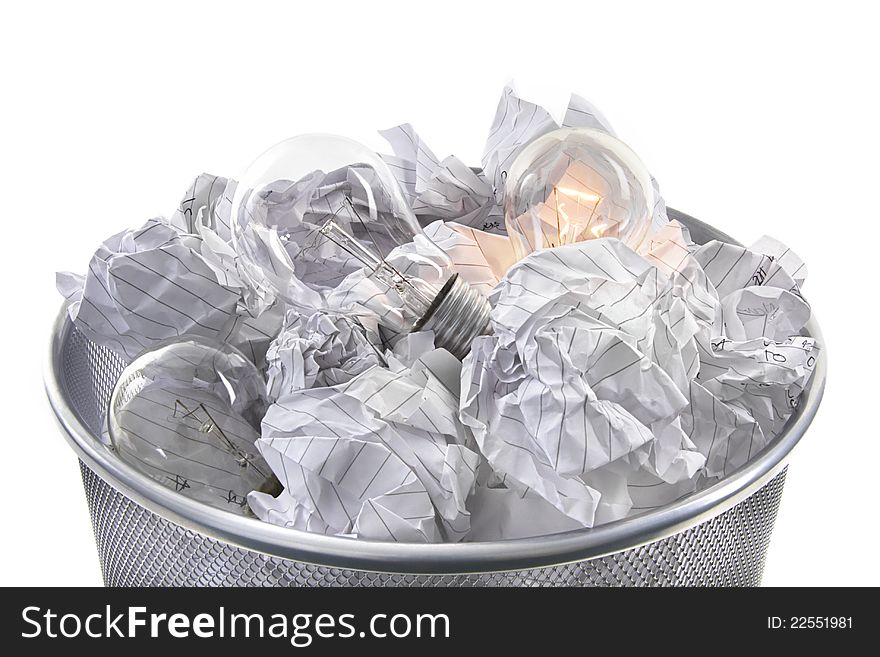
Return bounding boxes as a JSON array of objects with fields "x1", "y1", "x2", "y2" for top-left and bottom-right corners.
[
  {"x1": 80, "y1": 463, "x2": 787, "y2": 586},
  {"x1": 62, "y1": 323, "x2": 789, "y2": 587}
]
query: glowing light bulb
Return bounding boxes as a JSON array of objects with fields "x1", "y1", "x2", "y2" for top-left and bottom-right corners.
[
  {"x1": 503, "y1": 127, "x2": 655, "y2": 260},
  {"x1": 107, "y1": 336, "x2": 278, "y2": 514},
  {"x1": 230, "y1": 133, "x2": 491, "y2": 359}
]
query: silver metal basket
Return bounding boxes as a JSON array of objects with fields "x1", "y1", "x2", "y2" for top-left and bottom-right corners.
[{"x1": 45, "y1": 210, "x2": 826, "y2": 587}]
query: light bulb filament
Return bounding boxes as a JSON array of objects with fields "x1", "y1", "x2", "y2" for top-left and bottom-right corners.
[
  {"x1": 173, "y1": 400, "x2": 269, "y2": 478},
  {"x1": 319, "y1": 219, "x2": 385, "y2": 273},
  {"x1": 552, "y1": 184, "x2": 606, "y2": 246},
  {"x1": 317, "y1": 212, "x2": 437, "y2": 317}
]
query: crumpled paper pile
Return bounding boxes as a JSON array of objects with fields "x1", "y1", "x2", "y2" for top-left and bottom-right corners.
[{"x1": 57, "y1": 87, "x2": 820, "y2": 542}]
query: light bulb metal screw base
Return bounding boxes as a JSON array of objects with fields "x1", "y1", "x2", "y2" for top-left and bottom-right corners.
[{"x1": 413, "y1": 274, "x2": 493, "y2": 360}]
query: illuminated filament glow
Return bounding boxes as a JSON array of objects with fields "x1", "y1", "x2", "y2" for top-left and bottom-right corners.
[{"x1": 550, "y1": 184, "x2": 612, "y2": 247}]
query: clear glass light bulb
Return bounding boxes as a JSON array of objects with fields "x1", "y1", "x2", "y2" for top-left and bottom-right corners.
[
  {"x1": 503, "y1": 127, "x2": 655, "y2": 260},
  {"x1": 230, "y1": 133, "x2": 491, "y2": 359},
  {"x1": 107, "y1": 336, "x2": 279, "y2": 515}
]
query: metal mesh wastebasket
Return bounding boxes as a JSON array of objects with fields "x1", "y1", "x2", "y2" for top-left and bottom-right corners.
[{"x1": 45, "y1": 210, "x2": 826, "y2": 587}]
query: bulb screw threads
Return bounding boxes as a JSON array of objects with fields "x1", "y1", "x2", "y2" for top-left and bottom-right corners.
[{"x1": 414, "y1": 274, "x2": 493, "y2": 360}]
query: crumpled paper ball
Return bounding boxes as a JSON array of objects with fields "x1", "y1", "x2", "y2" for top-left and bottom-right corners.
[
  {"x1": 684, "y1": 238, "x2": 819, "y2": 478},
  {"x1": 460, "y1": 236, "x2": 711, "y2": 528},
  {"x1": 250, "y1": 340, "x2": 480, "y2": 542},
  {"x1": 265, "y1": 309, "x2": 383, "y2": 401},
  {"x1": 57, "y1": 173, "x2": 283, "y2": 366}
]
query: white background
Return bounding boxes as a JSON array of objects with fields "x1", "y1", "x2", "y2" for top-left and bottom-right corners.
[{"x1": 1, "y1": 1, "x2": 876, "y2": 586}]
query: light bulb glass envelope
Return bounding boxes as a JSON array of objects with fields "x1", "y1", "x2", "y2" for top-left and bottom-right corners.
[
  {"x1": 230, "y1": 133, "x2": 491, "y2": 359},
  {"x1": 503, "y1": 127, "x2": 655, "y2": 260},
  {"x1": 106, "y1": 335, "x2": 278, "y2": 515}
]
